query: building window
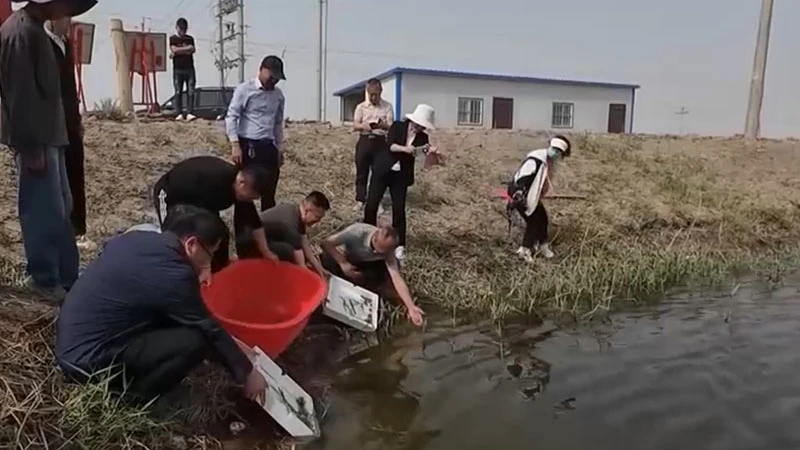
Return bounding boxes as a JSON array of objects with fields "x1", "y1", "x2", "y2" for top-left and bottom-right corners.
[
  {"x1": 458, "y1": 97, "x2": 483, "y2": 126},
  {"x1": 551, "y1": 102, "x2": 574, "y2": 128}
]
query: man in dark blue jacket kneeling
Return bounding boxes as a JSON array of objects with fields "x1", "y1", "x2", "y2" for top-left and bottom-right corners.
[{"x1": 55, "y1": 205, "x2": 267, "y2": 404}]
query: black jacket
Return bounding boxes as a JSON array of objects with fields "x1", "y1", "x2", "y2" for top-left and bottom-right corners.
[
  {"x1": 49, "y1": 34, "x2": 82, "y2": 141},
  {"x1": 372, "y1": 119, "x2": 429, "y2": 187}
]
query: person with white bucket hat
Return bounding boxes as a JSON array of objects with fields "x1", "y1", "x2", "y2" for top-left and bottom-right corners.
[
  {"x1": 364, "y1": 103, "x2": 439, "y2": 265},
  {"x1": 0, "y1": 0, "x2": 97, "y2": 301},
  {"x1": 506, "y1": 135, "x2": 572, "y2": 262}
]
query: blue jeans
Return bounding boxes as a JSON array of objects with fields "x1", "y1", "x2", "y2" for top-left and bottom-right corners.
[{"x1": 16, "y1": 147, "x2": 80, "y2": 289}]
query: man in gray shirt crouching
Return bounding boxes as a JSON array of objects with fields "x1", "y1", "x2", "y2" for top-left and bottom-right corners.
[{"x1": 321, "y1": 223, "x2": 424, "y2": 326}]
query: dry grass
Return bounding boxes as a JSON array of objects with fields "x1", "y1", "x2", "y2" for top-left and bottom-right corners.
[{"x1": 2, "y1": 119, "x2": 800, "y2": 447}]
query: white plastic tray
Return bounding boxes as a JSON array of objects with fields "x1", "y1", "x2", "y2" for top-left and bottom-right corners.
[
  {"x1": 322, "y1": 275, "x2": 380, "y2": 332},
  {"x1": 252, "y1": 347, "x2": 320, "y2": 441},
  {"x1": 124, "y1": 223, "x2": 161, "y2": 233}
]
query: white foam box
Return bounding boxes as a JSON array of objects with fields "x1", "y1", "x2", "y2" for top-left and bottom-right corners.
[
  {"x1": 124, "y1": 223, "x2": 161, "y2": 234},
  {"x1": 322, "y1": 275, "x2": 380, "y2": 332},
  {"x1": 252, "y1": 347, "x2": 321, "y2": 441}
]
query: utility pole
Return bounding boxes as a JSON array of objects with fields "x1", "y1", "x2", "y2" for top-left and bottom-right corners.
[
  {"x1": 215, "y1": 0, "x2": 245, "y2": 87},
  {"x1": 217, "y1": 2, "x2": 224, "y2": 87},
  {"x1": 675, "y1": 107, "x2": 689, "y2": 135},
  {"x1": 237, "y1": 0, "x2": 245, "y2": 83},
  {"x1": 317, "y1": 0, "x2": 324, "y2": 121},
  {"x1": 315, "y1": 0, "x2": 329, "y2": 121},
  {"x1": 744, "y1": 0, "x2": 774, "y2": 140},
  {"x1": 322, "y1": 0, "x2": 329, "y2": 121}
]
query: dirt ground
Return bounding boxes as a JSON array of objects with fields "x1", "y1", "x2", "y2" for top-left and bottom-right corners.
[
  {"x1": 2, "y1": 119, "x2": 798, "y2": 267},
  {"x1": 2, "y1": 118, "x2": 800, "y2": 296}
]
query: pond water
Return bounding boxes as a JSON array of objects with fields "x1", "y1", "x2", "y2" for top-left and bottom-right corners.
[{"x1": 299, "y1": 275, "x2": 800, "y2": 450}]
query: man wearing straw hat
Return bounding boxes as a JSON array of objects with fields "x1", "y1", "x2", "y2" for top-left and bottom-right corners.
[
  {"x1": 352, "y1": 78, "x2": 393, "y2": 211},
  {"x1": 0, "y1": 0, "x2": 97, "y2": 300}
]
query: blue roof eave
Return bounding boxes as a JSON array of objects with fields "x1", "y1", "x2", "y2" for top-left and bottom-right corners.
[{"x1": 332, "y1": 67, "x2": 640, "y2": 97}]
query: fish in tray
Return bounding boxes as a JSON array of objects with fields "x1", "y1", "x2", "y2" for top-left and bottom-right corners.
[
  {"x1": 252, "y1": 347, "x2": 321, "y2": 441},
  {"x1": 322, "y1": 275, "x2": 380, "y2": 333}
]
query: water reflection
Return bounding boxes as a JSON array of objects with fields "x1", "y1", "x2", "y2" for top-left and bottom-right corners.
[{"x1": 308, "y1": 274, "x2": 800, "y2": 450}]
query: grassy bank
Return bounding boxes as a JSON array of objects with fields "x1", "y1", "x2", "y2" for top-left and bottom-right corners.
[{"x1": 1, "y1": 120, "x2": 799, "y2": 447}]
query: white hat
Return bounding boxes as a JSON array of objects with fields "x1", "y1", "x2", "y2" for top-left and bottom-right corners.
[
  {"x1": 549, "y1": 137, "x2": 569, "y2": 152},
  {"x1": 405, "y1": 104, "x2": 436, "y2": 130}
]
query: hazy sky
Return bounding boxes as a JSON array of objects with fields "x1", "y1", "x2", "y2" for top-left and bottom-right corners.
[{"x1": 74, "y1": 0, "x2": 798, "y2": 137}]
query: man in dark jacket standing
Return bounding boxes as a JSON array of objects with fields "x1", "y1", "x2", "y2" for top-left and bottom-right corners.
[
  {"x1": 44, "y1": 15, "x2": 95, "y2": 251},
  {"x1": 0, "y1": 0, "x2": 97, "y2": 300}
]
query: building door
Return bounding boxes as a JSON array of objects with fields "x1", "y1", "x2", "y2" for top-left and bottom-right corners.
[
  {"x1": 492, "y1": 97, "x2": 514, "y2": 129},
  {"x1": 607, "y1": 103, "x2": 627, "y2": 134}
]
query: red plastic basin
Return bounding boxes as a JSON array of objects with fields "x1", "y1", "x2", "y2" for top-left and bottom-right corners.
[{"x1": 201, "y1": 259, "x2": 326, "y2": 358}]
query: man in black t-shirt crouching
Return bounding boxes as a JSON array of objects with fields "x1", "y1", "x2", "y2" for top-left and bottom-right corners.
[
  {"x1": 153, "y1": 156, "x2": 280, "y2": 272},
  {"x1": 169, "y1": 18, "x2": 196, "y2": 121}
]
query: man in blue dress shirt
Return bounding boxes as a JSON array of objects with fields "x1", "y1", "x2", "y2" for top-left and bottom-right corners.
[{"x1": 225, "y1": 55, "x2": 286, "y2": 211}]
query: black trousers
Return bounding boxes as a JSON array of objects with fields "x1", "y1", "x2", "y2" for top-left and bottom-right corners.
[
  {"x1": 239, "y1": 137, "x2": 280, "y2": 211},
  {"x1": 364, "y1": 171, "x2": 409, "y2": 246},
  {"x1": 120, "y1": 327, "x2": 208, "y2": 403},
  {"x1": 355, "y1": 135, "x2": 386, "y2": 203},
  {"x1": 235, "y1": 228, "x2": 297, "y2": 263},
  {"x1": 173, "y1": 68, "x2": 196, "y2": 115},
  {"x1": 65, "y1": 135, "x2": 86, "y2": 236},
  {"x1": 321, "y1": 251, "x2": 389, "y2": 293},
  {"x1": 518, "y1": 202, "x2": 549, "y2": 248}
]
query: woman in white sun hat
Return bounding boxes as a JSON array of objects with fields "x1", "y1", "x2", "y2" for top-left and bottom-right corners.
[
  {"x1": 364, "y1": 104, "x2": 439, "y2": 265},
  {"x1": 506, "y1": 135, "x2": 571, "y2": 262}
]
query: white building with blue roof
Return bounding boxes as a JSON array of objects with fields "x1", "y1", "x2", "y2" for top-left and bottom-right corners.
[{"x1": 333, "y1": 67, "x2": 640, "y2": 133}]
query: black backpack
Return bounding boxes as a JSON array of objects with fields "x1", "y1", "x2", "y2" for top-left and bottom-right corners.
[{"x1": 507, "y1": 156, "x2": 542, "y2": 209}]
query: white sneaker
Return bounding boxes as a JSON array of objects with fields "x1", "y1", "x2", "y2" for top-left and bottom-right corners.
[
  {"x1": 515, "y1": 246, "x2": 534, "y2": 263},
  {"x1": 538, "y1": 243, "x2": 555, "y2": 259},
  {"x1": 353, "y1": 201, "x2": 365, "y2": 212},
  {"x1": 185, "y1": 113, "x2": 197, "y2": 122},
  {"x1": 76, "y1": 235, "x2": 97, "y2": 251},
  {"x1": 175, "y1": 114, "x2": 184, "y2": 121},
  {"x1": 395, "y1": 246, "x2": 406, "y2": 265}
]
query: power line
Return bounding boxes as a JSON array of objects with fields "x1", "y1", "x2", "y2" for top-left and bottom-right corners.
[{"x1": 675, "y1": 106, "x2": 689, "y2": 135}]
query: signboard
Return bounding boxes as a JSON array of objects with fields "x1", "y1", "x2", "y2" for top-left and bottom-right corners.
[
  {"x1": 70, "y1": 21, "x2": 95, "y2": 65},
  {"x1": 0, "y1": 0, "x2": 10, "y2": 26},
  {"x1": 123, "y1": 31, "x2": 167, "y2": 74},
  {"x1": 253, "y1": 347, "x2": 320, "y2": 441},
  {"x1": 322, "y1": 275, "x2": 380, "y2": 332}
]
